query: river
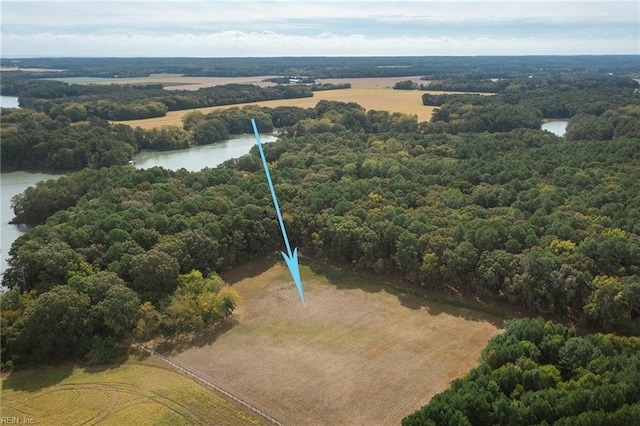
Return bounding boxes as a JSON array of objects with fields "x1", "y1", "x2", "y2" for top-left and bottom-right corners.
[
  {"x1": 1, "y1": 172, "x2": 61, "y2": 276},
  {"x1": 0, "y1": 133, "x2": 277, "y2": 278},
  {"x1": 132, "y1": 134, "x2": 277, "y2": 171}
]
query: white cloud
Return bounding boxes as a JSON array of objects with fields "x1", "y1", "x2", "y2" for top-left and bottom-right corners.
[
  {"x1": 3, "y1": 1, "x2": 638, "y2": 27},
  {"x1": 1, "y1": 1, "x2": 638, "y2": 56},
  {"x1": 2, "y1": 30, "x2": 637, "y2": 57}
]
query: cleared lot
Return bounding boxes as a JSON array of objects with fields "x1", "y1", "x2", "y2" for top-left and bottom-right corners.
[{"x1": 162, "y1": 259, "x2": 502, "y2": 425}]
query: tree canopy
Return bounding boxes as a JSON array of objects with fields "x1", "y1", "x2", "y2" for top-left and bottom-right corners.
[{"x1": 403, "y1": 317, "x2": 640, "y2": 426}]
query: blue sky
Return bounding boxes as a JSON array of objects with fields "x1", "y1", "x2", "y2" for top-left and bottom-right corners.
[{"x1": 1, "y1": 1, "x2": 638, "y2": 57}]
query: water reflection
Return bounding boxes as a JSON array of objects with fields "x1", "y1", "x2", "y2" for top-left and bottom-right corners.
[{"x1": 541, "y1": 120, "x2": 569, "y2": 137}]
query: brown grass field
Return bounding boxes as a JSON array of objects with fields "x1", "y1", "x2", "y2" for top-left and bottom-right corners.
[
  {"x1": 111, "y1": 76, "x2": 464, "y2": 129},
  {"x1": 157, "y1": 257, "x2": 503, "y2": 426},
  {"x1": 0, "y1": 357, "x2": 265, "y2": 425},
  {"x1": 118, "y1": 88, "x2": 436, "y2": 129},
  {"x1": 0, "y1": 67, "x2": 66, "y2": 72},
  {"x1": 47, "y1": 74, "x2": 279, "y2": 90}
]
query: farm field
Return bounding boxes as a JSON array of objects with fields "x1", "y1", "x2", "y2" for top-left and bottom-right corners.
[
  {"x1": 117, "y1": 87, "x2": 436, "y2": 129},
  {"x1": 0, "y1": 67, "x2": 65, "y2": 72},
  {"x1": 45, "y1": 74, "x2": 279, "y2": 90},
  {"x1": 0, "y1": 357, "x2": 265, "y2": 426},
  {"x1": 98, "y1": 75, "x2": 498, "y2": 128},
  {"x1": 107, "y1": 76, "x2": 454, "y2": 128},
  {"x1": 159, "y1": 257, "x2": 503, "y2": 426}
]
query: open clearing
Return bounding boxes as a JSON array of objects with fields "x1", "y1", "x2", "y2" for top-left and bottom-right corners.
[
  {"x1": 158, "y1": 257, "x2": 503, "y2": 426},
  {"x1": 0, "y1": 357, "x2": 264, "y2": 426}
]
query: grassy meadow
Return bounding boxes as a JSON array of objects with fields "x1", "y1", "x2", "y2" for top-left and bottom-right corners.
[{"x1": 0, "y1": 357, "x2": 264, "y2": 426}]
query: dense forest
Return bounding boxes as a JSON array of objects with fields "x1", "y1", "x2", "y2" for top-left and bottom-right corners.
[
  {"x1": 2, "y1": 94, "x2": 640, "y2": 367},
  {"x1": 1, "y1": 58, "x2": 640, "y2": 425},
  {"x1": 2, "y1": 81, "x2": 313, "y2": 121},
  {"x1": 403, "y1": 317, "x2": 640, "y2": 425},
  {"x1": 0, "y1": 105, "x2": 294, "y2": 171}
]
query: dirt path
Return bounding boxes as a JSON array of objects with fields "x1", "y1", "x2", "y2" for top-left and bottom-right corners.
[{"x1": 161, "y1": 261, "x2": 501, "y2": 425}]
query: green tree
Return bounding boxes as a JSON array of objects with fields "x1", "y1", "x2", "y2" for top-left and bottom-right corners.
[
  {"x1": 93, "y1": 284, "x2": 140, "y2": 337},
  {"x1": 193, "y1": 118, "x2": 229, "y2": 145},
  {"x1": 160, "y1": 270, "x2": 239, "y2": 335},
  {"x1": 129, "y1": 249, "x2": 179, "y2": 303},
  {"x1": 395, "y1": 231, "x2": 420, "y2": 279},
  {"x1": 583, "y1": 275, "x2": 632, "y2": 332},
  {"x1": 20, "y1": 286, "x2": 91, "y2": 362},
  {"x1": 134, "y1": 301, "x2": 161, "y2": 341},
  {"x1": 62, "y1": 103, "x2": 88, "y2": 121},
  {"x1": 181, "y1": 110, "x2": 205, "y2": 131}
]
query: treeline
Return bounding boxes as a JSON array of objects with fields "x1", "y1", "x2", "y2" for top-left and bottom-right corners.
[
  {"x1": 430, "y1": 100, "x2": 544, "y2": 134},
  {"x1": 422, "y1": 78, "x2": 511, "y2": 92},
  {"x1": 0, "y1": 105, "x2": 316, "y2": 171},
  {"x1": 504, "y1": 76, "x2": 639, "y2": 118},
  {"x1": 423, "y1": 76, "x2": 639, "y2": 115},
  {"x1": 8, "y1": 80, "x2": 312, "y2": 121},
  {"x1": 2, "y1": 56, "x2": 638, "y2": 80},
  {"x1": 566, "y1": 105, "x2": 640, "y2": 141},
  {"x1": 403, "y1": 317, "x2": 640, "y2": 425},
  {"x1": 1, "y1": 269, "x2": 238, "y2": 367},
  {"x1": 309, "y1": 83, "x2": 351, "y2": 91},
  {"x1": 3, "y1": 102, "x2": 639, "y2": 371},
  {"x1": 1, "y1": 101, "x2": 415, "y2": 172},
  {"x1": 422, "y1": 76, "x2": 640, "y2": 134},
  {"x1": 395, "y1": 79, "x2": 509, "y2": 93},
  {"x1": 263, "y1": 76, "x2": 317, "y2": 84},
  {"x1": 1, "y1": 110, "x2": 137, "y2": 171}
]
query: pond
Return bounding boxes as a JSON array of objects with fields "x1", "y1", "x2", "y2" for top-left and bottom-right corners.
[
  {"x1": 0, "y1": 96, "x2": 20, "y2": 108},
  {"x1": 541, "y1": 120, "x2": 569, "y2": 137}
]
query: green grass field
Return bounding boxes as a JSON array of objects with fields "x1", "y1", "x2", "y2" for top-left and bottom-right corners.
[{"x1": 1, "y1": 357, "x2": 264, "y2": 425}]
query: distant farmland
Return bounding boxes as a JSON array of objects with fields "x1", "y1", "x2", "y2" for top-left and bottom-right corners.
[
  {"x1": 160, "y1": 258, "x2": 503, "y2": 426},
  {"x1": 46, "y1": 73, "x2": 278, "y2": 90},
  {"x1": 110, "y1": 76, "x2": 449, "y2": 128}
]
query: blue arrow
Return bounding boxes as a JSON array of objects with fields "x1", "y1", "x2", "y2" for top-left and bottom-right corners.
[{"x1": 251, "y1": 118, "x2": 305, "y2": 306}]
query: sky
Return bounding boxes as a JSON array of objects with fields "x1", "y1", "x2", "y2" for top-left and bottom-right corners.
[{"x1": 1, "y1": 0, "x2": 638, "y2": 57}]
